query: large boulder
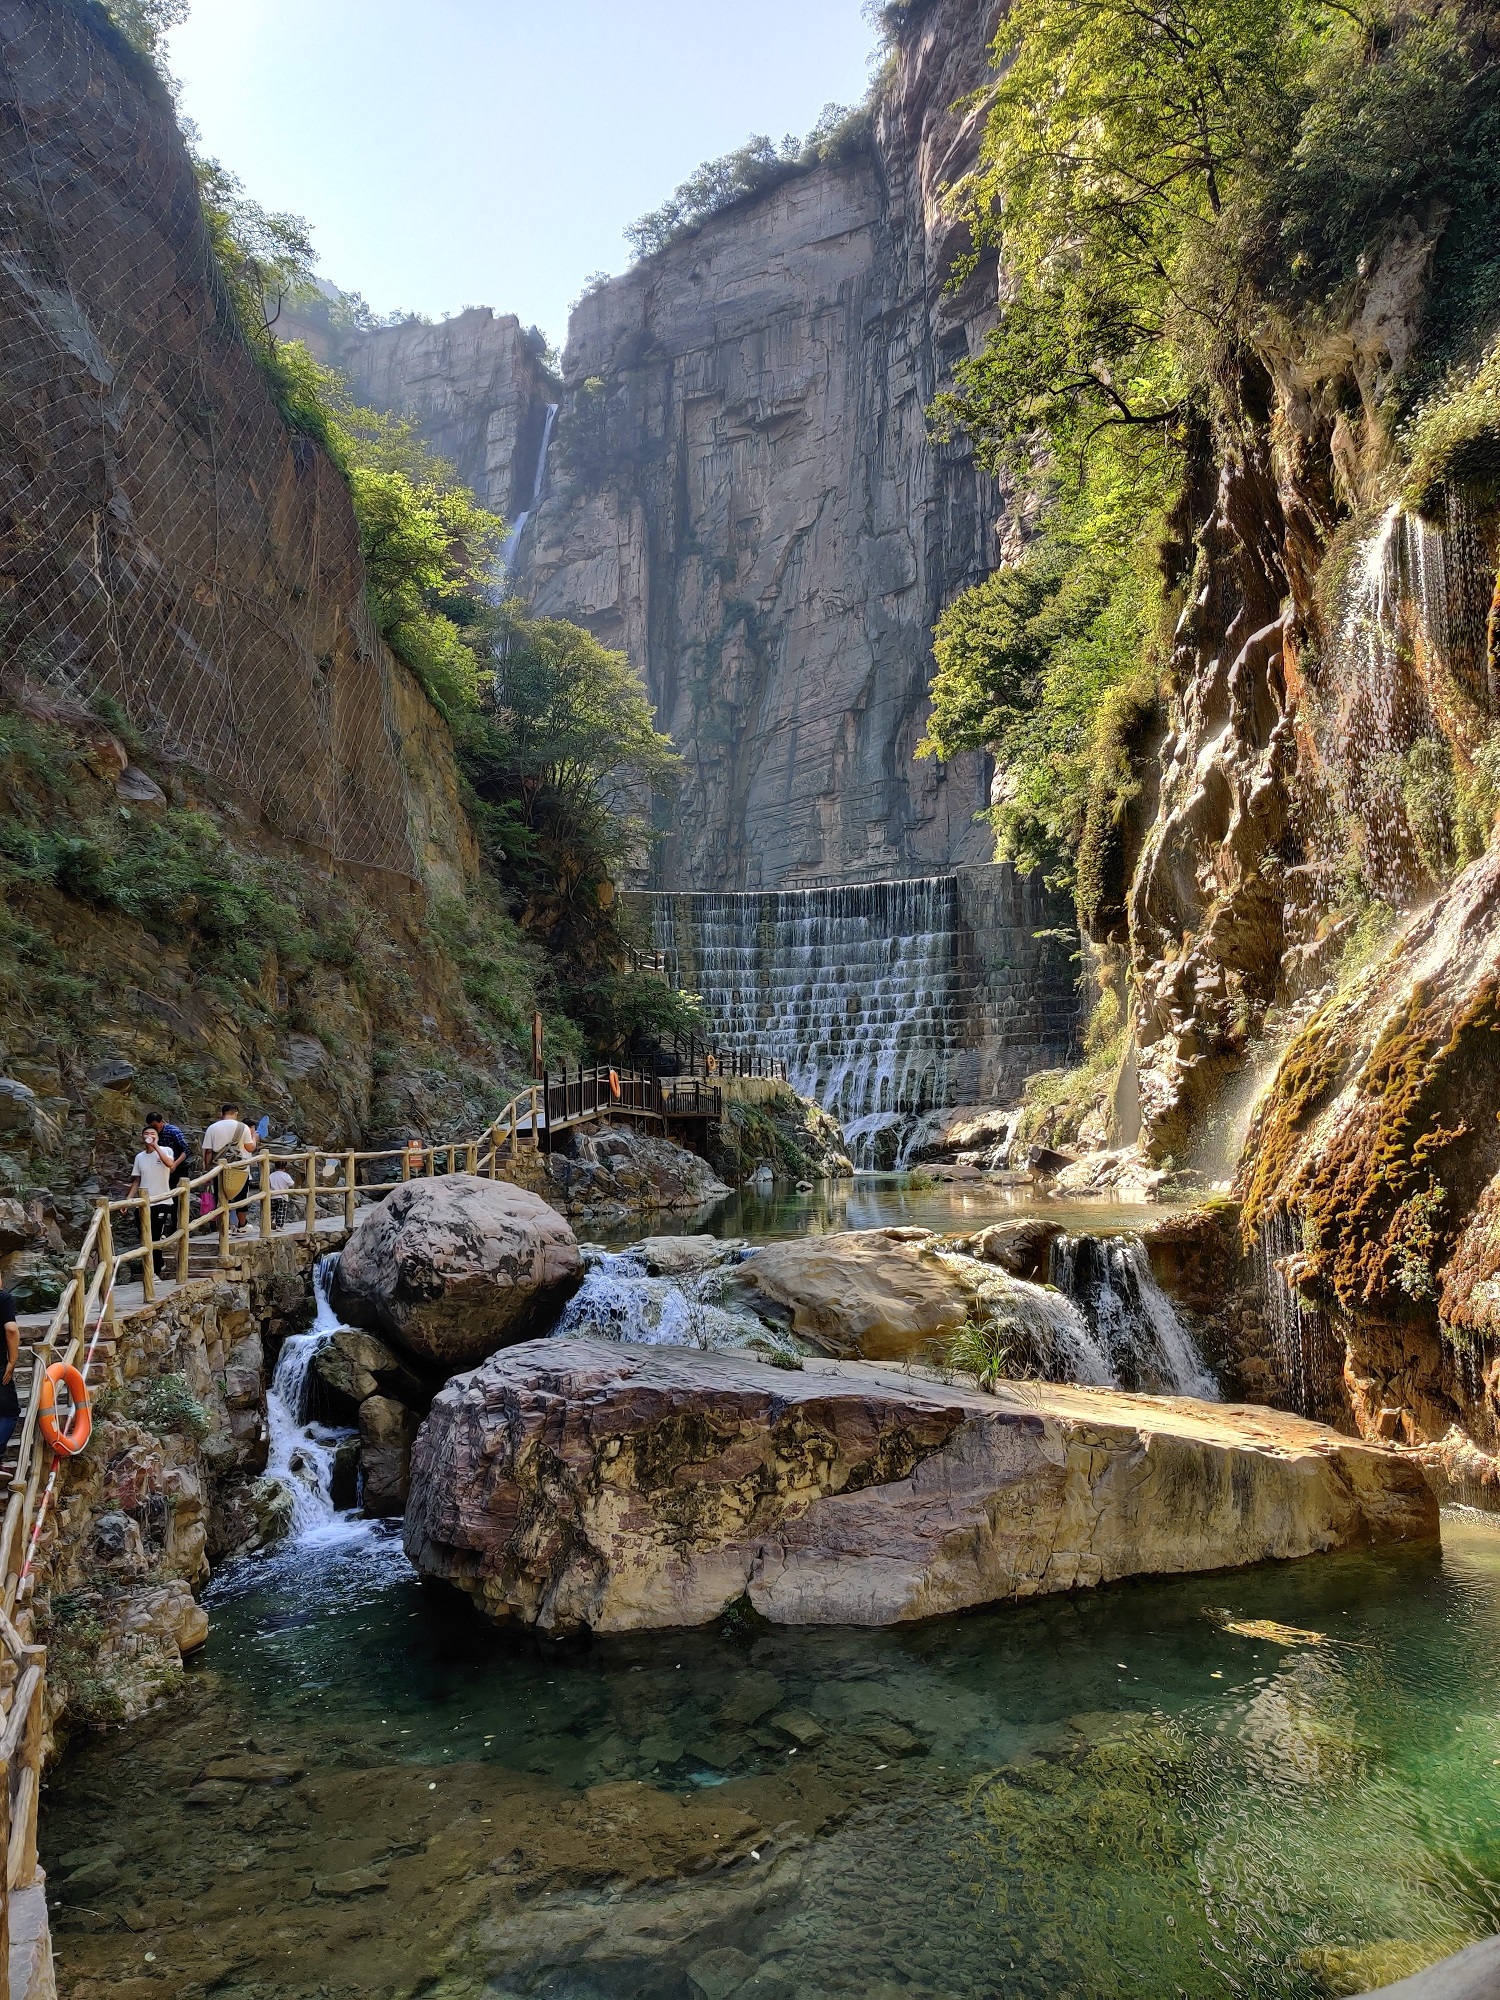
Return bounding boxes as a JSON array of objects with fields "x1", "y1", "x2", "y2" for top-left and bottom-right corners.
[
  {"x1": 726, "y1": 1229, "x2": 972, "y2": 1358},
  {"x1": 404, "y1": 1338, "x2": 1438, "y2": 1633},
  {"x1": 329, "y1": 1175, "x2": 581, "y2": 1370}
]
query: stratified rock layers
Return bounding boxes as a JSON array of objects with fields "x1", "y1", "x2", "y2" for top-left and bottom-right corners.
[{"x1": 404, "y1": 1340, "x2": 1437, "y2": 1632}]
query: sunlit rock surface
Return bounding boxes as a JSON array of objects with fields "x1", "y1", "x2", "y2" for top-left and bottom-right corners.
[
  {"x1": 404, "y1": 1340, "x2": 1437, "y2": 1632},
  {"x1": 330, "y1": 1176, "x2": 581, "y2": 1369}
]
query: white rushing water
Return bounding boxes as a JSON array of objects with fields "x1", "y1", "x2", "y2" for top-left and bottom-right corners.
[
  {"x1": 556, "y1": 1249, "x2": 798, "y2": 1357},
  {"x1": 1048, "y1": 1234, "x2": 1218, "y2": 1398},
  {"x1": 264, "y1": 1255, "x2": 366, "y2": 1543},
  {"x1": 655, "y1": 878, "x2": 973, "y2": 1169},
  {"x1": 500, "y1": 401, "x2": 558, "y2": 578}
]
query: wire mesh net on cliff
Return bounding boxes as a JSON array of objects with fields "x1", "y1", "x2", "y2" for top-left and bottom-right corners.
[{"x1": 0, "y1": 0, "x2": 421, "y2": 881}]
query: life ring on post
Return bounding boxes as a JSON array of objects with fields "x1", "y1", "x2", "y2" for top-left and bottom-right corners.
[
  {"x1": 37, "y1": 1362, "x2": 91, "y2": 1458},
  {"x1": 608, "y1": 1069, "x2": 622, "y2": 1101}
]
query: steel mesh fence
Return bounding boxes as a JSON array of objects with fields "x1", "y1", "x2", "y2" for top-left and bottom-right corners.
[{"x1": 0, "y1": 0, "x2": 422, "y2": 881}]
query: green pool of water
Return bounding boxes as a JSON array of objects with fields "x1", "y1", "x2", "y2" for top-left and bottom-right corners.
[
  {"x1": 41, "y1": 1514, "x2": 1500, "y2": 1998},
  {"x1": 595, "y1": 1176, "x2": 1183, "y2": 1249}
]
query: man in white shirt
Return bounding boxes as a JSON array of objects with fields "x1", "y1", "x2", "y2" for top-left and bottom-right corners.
[
  {"x1": 202, "y1": 1102, "x2": 257, "y2": 1235},
  {"x1": 128, "y1": 1123, "x2": 178, "y2": 1277}
]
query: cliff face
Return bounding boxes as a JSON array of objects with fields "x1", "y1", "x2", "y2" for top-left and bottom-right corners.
[
  {"x1": 0, "y1": 0, "x2": 548, "y2": 1225},
  {"x1": 325, "y1": 1, "x2": 1008, "y2": 891},
  {"x1": 524, "y1": 0, "x2": 1005, "y2": 889},
  {"x1": 280, "y1": 304, "x2": 559, "y2": 523},
  {"x1": 0, "y1": 0, "x2": 473, "y2": 895}
]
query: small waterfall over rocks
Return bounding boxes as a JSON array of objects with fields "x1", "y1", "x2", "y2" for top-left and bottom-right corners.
[
  {"x1": 1048, "y1": 1235, "x2": 1218, "y2": 1399},
  {"x1": 1254, "y1": 1212, "x2": 1345, "y2": 1419},
  {"x1": 265, "y1": 1255, "x2": 364, "y2": 1541},
  {"x1": 647, "y1": 870, "x2": 1077, "y2": 1169},
  {"x1": 556, "y1": 1248, "x2": 800, "y2": 1359}
]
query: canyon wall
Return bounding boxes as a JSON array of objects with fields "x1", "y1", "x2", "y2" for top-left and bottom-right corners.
[
  {"x1": 326, "y1": 0, "x2": 1010, "y2": 891},
  {"x1": 0, "y1": 0, "x2": 473, "y2": 897}
]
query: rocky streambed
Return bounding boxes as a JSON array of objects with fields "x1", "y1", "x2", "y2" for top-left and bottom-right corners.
[{"x1": 40, "y1": 1513, "x2": 1500, "y2": 1999}]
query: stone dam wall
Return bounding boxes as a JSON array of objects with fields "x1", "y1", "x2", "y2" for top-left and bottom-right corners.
[{"x1": 634, "y1": 864, "x2": 1079, "y2": 1164}]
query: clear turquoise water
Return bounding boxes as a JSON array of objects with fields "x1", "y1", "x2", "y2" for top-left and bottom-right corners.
[
  {"x1": 41, "y1": 1514, "x2": 1500, "y2": 1999},
  {"x1": 593, "y1": 1176, "x2": 1180, "y2": 1248}
]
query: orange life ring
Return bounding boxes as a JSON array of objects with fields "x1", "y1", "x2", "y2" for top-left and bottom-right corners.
[
  {"x1": 37, "y1": 1362, "x2": 91, "y2": 1458},
  {"x1": 608, "y1": 1069, "x2": 621, "y2": 1101}
]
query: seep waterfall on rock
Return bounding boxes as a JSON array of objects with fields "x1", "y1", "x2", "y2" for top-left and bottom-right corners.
[
  {"x1": 265, "y1": 1256, "x2": 362, "y2": 1540},
  {"x1": 656, "y1": 878, "x2": 971, "y2": 1168},
  {"x1": 500, "y1": 401, "x2": 558, "y2": 578},
  {"x1": 1048, "y1": 1235, "x2": 1218, "y2": 1398}
]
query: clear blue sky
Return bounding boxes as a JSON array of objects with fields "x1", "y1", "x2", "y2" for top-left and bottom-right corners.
[{"x1": 167, "y1": 1, "x2": 879, "y2": 347}]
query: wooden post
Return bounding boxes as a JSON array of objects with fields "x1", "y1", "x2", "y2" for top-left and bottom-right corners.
[
  {"x1": 0, "y1": 1745, "x2": 10, "y2": 1981},
  {"x1": 68, "y1": 1259, "x2": 85, "y2": 1351},
  {"x1": 467, "y1": 1141, "x2": 478, "y2": 1175},
  {"x1": 304, "y1": 1152, "x2": 317, "y2": 1239},
  {"x1": 9, "y1": 1649, "x2": 43, "y2": 1889},
  {"x1": 176, "y1": 1182, "x2": 191, "y2": 1283},
  {"x1": 216, "y1": 1166, "x2": 230, "y2": 1262},
  {"x1": 344, "y1": 1152, "x2": 356, "y2": 1230},
  {"x1": 259, "y1": 1152, "x2": 273, "y2": 1240},
  {"x1": 401, "y1": 1145, "x2": 411, "y2": 1182},
  {"x1": 97, "y1": 1200, "x2": 116, "y2": 1326},
  {"x1": 139, "y1": 1194, "x2": 155, "y2": 1304}
]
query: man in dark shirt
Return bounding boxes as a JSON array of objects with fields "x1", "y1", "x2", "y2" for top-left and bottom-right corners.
[{"x1": 0, "y1": 1289, "x2": 20, "y2": 1459}]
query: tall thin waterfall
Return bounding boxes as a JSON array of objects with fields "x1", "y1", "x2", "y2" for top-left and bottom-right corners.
[
  {"x1": 657, "y1": 878, "x2": 972, "y2": 1168},
  {"x1": 1254, "y1": 1212, "x2": 1344, "y2": 1418},
  {"x1": 501, "y1": 401, "x2": 558, "y2": 577}
]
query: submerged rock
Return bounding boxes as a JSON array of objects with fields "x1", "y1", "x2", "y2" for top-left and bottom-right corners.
[
  {"x1": 329, "y1": 1174, "x2": 581, "y2": 1370},
  {"x1": 404, "y1": 1338, "x2": 1437, "y2": 1633}
]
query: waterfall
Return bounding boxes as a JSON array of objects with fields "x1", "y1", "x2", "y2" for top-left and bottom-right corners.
[
  {"x1": 500, "y1": 401, "x2": 558, "y2": 577},
  {"x1": 554, "y1": 1249, "x2": 789, "y2": 1356},
  {"x1": 1324, "y1": 499, "x2": 1498, "y2": 898},
  {"x1": 265, "y1": 1255, "x2": 362, "y2": 1541},
  {"x1": 1254, "y1": 1212, "x2": 1343, "y2": 1418},
  {"x1": 1048, "y1": 1234, "x2": 1218, "y2": 1398},
  {"x1": 655, "y1": 878, "x2": 972, "y2": 1168}
]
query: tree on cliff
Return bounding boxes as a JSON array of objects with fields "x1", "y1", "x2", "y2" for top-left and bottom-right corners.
[
  {"x1": 454, "y1": 609, "x2": 693, "y2": 1053},
  {"x1": 923, "y1": 0, "x2": 1500, "y2": 925}
]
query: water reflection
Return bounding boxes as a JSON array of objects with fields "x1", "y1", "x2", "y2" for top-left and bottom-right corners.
[
  {"x1": 42, "y1": 1517, "x2": 1500, "y2": 1998},
  {"x1": 596, "y1": 1174, "x2": 1182, "y2": 1250}
]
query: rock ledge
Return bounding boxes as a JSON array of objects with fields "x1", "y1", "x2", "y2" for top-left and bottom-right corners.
[{"x1": 404, "y1": 1340, "x2": 1437, "y2": 1632}]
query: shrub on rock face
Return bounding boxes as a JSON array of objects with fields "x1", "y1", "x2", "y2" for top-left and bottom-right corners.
[{"x1": 329, "y1": 1174, "x2": 582, "y2": 1371}]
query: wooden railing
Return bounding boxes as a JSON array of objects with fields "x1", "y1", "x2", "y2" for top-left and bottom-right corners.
[{"x1": 0, "y1": 1058, "x2": 729, "y2": 1953}]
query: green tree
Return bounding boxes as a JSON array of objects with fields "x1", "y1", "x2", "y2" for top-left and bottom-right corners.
[{"x1": 456, "y1": 608, "x2": 695, "y2": 1052}]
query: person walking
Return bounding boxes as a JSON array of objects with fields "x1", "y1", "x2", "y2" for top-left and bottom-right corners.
[
  {"x1": 128, "y1": 1122, "x2": 178, "y2": 1277},
  {"x1": 0, "y1": 1287, "x2": 20, "y2": 1463},
  {"x1": 202, "y1": 1102, "x2": 257, "y2": 1235},
  {"x1": 146, "y1": 1112, "x2": 191, "y2": 1190}
]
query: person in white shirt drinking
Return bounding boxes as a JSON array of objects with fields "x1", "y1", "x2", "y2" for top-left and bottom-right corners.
[{"x1": 128, "y1": 1123, "x2": 178, "y2": 1278}]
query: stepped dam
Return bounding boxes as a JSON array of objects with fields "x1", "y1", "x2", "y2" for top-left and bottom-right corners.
[{"x1": 637, "y1": 865, "x2": 1079, "y2": 1166}]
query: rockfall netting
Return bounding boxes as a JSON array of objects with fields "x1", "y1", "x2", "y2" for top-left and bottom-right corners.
[{"x1": 0, "y1": 0, "x2": 422, "y2": 880}]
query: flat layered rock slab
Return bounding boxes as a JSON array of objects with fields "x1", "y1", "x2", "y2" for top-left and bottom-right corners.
[{"x1": 404, "y1": 1340, "x2": 1438, "y2": 1632}]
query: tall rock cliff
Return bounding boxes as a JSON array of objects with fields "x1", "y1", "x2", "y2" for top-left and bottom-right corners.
[
  {"x1": 279, "y1": 303, "x2": 559, "y2": 524},
  {"x1": 326, "y1": 0, "x2": 1010, "y2": 891},
  {"x1": 0, "y1": 0, "x2": 473, "y2": 894}
]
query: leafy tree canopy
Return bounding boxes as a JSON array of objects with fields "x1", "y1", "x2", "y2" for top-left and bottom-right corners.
[{"x1": 927, "y1": 0, "x2": 1499, "y2": 917}]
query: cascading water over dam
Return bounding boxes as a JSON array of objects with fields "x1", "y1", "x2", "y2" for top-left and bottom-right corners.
[{"x1": 646, "y1": 866, "x2": 1077, "y2": 1167}]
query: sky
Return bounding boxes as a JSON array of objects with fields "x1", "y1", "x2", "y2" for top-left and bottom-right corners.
[{"x1": 166, "y1": 0, "x2": 879, "y2": 349}]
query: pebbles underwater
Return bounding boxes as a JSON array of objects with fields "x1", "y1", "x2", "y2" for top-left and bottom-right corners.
[{"x1": 41, "y1": 1514, "x2": 1500, "y2": 1999}]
